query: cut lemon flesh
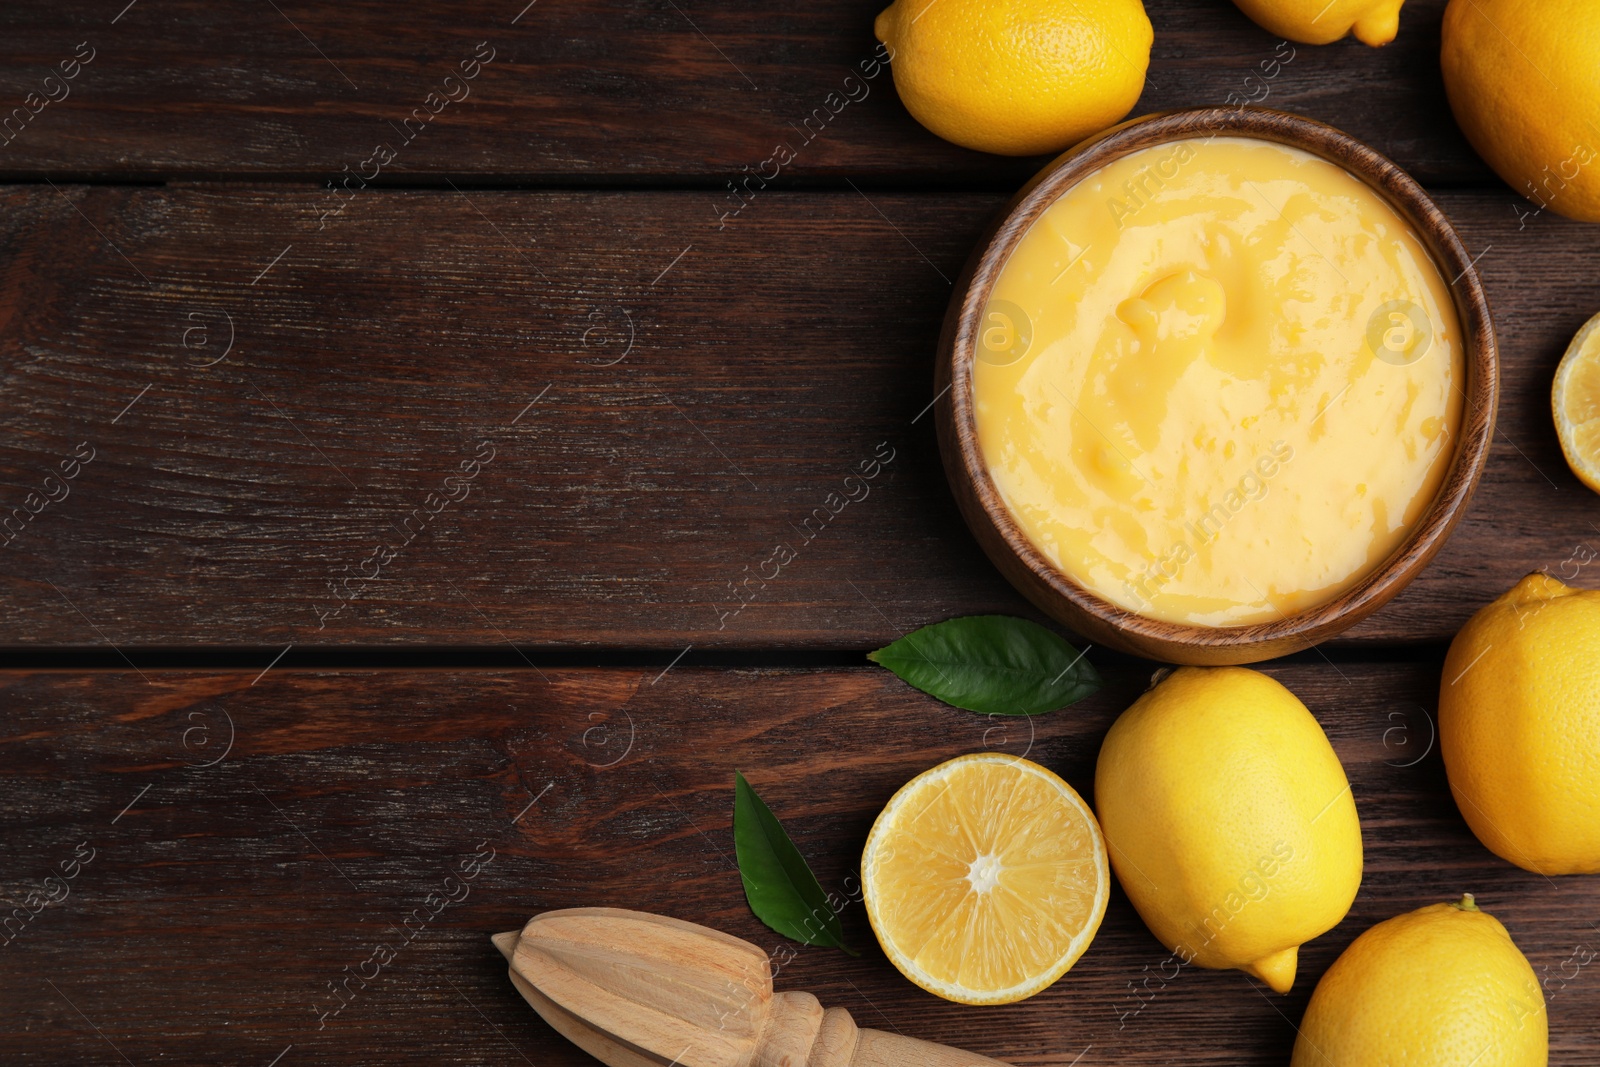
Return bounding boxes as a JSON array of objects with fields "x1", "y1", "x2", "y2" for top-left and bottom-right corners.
[
  {"x1": 1554, "y1": 311, "x2": 1600, "y2": 495},
  {"x1": 861, "y1": 753, "x2": 1109, "y2": 1005}
]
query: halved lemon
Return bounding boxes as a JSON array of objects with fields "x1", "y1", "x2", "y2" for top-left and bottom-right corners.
[
  {"x1": 1554, "y1": 311, "x2": 1600, "y2": 495},
  {"x1": 860, "y1": 753, "x2": 1109, "y2": 1005}
]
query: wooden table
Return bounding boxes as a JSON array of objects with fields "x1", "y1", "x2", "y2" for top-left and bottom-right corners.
[{"x1": 2, "y1": 1, "x2": 1597, "y2": 1063}]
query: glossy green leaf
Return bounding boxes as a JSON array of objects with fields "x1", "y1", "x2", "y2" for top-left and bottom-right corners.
[
  {"x1": 868, "y1": 615, "x2": 1101, "y2": 715},
  {"x1": 732, "y1": 771, "x2": 852, "y2": 953}
]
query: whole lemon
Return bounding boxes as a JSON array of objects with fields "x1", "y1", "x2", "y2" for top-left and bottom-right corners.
[
  {"x1": 873, "y1": 0, "x2": 1152, "y2": 157},
  {"x1": 1094, "y1": 667, "x2": 1362, "y2": 993},
  {"x1": 1440, "y1": 573, "x2": 1600, "y2": 874},
  {"x1": 1292, "y1": 895, "x2": 1547, "y2": 1066},
  {"x1": 1230, "y1": 0, "x2": 1404, "y2": 46},
  {"x1": 1442, "y1": 0, "x2": 1600, "y2": 222}
]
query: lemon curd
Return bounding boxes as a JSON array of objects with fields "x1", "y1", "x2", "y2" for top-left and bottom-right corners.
[{"x1": 973, "y1": 136, "x2": 1463, "y2": 626}]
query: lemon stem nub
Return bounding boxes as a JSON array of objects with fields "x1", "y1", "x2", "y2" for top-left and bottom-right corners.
[
  {"x1": 1245, "y1": 946, "x2": 1299, "y2": 993},
  {"x1": 1453, "y1": 893, "x2": 1480, "y2": 912}
]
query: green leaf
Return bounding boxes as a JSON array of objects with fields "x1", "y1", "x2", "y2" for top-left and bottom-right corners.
[
  {"x1": 867, "y1": 615, "x2": 1101, "y2": 716},
  {"x1": 733, "y1": 771, "x2": 854, "y2": 954}
]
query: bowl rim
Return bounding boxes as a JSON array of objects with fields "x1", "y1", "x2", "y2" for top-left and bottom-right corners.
[{"x1": 935, "y1": 105, "x2": 1499, "y2": 661}]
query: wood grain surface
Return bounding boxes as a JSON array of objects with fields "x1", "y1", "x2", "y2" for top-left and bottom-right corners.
[
  {"x1": 2, "y1": 665, "x2": 1596, "y2": 1065},
  {"x1": 0, "y1": 185, "x2": 1596, "y2": 650},
  {"x1": 0, "y1": 0, "x2": 1486, "y2": 184},
  {"x1": 4, "y1": 0, "x2": 1600, "y2": 1065}
]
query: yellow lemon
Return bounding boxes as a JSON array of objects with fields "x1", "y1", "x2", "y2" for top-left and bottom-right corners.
[
  {"x1": 861, "y1": 753, "x2": 1109, "y2": 1004},
  {"x1": 1440, "y1": 573, "x2": 1600, "y2": 874},
  {"x1": 1230, "y1": 0, "x2": 1404, "y2": 45},
  {"x1": 873, "y1": 0, "x2": 1152, "y2": 157},
  {"x1": 1094, "y1": 667, "x2": 1362, "y2": 993},
  {"x1": 1292, "y1": 896, "x2": 1547, "y2": 1066},
  {"x1": 1553, "y1": 311, "x2": 1600, "y2": 494},
  {"x1": 1442, "y1": 0, "x2": 1600, "y2": 222}
]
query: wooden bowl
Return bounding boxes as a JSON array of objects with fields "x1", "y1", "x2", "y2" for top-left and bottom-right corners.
[{"x1": 935, "y1": 107, "x2": 1498, "y2": 665}]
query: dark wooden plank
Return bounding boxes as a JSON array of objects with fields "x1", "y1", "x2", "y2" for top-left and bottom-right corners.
[
  {"x1": 0, "y1": 0, "x2": 1486, "y2": 184},
  {"x1": 1, "y1": 665, "x2": 1597, "y2": 1064},
  {"x1": 0, "y1": 185, "x2": 1596, "y2": 650}
]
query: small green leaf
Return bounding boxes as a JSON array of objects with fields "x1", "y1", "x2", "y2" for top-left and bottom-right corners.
[
  {"x1": 733, "y1": 771, "x2": 853, "y2": 953},
  {"x1": 868, "y1": 615, "x2": 1101, "y2": 716}
]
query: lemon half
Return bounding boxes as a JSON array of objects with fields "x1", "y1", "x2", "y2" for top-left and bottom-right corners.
[
  {"x1": 861, "y1": 753, "x2": 1109, "y2": 1005},
  {"x1": 1553, "y1": 311, "x2": 1600, "y2": 495}
]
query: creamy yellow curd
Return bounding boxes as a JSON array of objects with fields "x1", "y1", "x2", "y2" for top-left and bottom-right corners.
[{"x1": 974, "y1": 136, "x2": 1462, "y2": 626}]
